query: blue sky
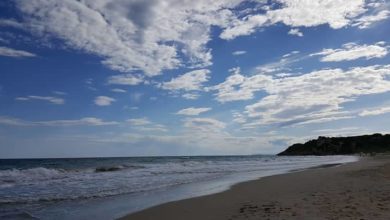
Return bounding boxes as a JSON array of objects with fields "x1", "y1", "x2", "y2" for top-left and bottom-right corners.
[{"x1": 1, "y1": 0, "x2": 390, "y2": 158}]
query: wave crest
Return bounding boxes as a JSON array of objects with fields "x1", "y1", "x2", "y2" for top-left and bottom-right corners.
[{"x1": 0, "y1": 167, "x2": 65, "y2": 185}]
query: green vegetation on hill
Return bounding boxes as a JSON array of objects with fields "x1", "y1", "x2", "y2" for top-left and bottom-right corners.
[{"x1": 278, "y1": 133, "x2": 390, "y2": 156}]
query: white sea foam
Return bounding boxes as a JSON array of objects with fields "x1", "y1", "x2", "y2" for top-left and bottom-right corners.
[
  {"x1": 0, "y1": 167, "x2": 65, "y2": 184},
  {"x1": 0, "y1": 155, "x2": 357, "y2": 206},
  {"x1": 0, "y1": 155, "x2": 358, "y2": 209}
]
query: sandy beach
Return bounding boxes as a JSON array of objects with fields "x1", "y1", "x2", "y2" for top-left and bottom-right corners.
[{"x1": 121, "y1": 156, "x2": 390, "y2": 220}]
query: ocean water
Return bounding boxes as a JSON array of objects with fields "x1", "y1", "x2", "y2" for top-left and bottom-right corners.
[{"x1": 0, "y1": 155, "x2": 358, "y2": 219}]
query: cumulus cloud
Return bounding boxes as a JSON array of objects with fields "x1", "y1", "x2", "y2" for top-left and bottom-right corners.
[
  {"x1": 176, "y1": 107, "x2": 212, "y2": 116},
  {"x1": 288, "y1": 28, "x2": 303, "y2": 37},
  {"x1": 16, "y1": 96, "x2": 64, "y2": 105},
  {"x1": 12, "y1": 0, "x2": 388, "y2": 77},
  {"x1": 220, "y1": 0, "x2": 375, "y2": 40},
  {"x1": 212, "y1": 65, "x2": 390, "y2": 127},
  {"x1": 107, "y1": 74, "x2": 144, "y2": 86},
  {"x1": 266, "y1": 0, "x2": 366, "y2": 28},
  {"x1": 220, "y1": 14, "x2": 268, "y2": 40},
  {"x1": 94, "y1": 96, "x2": 115, "y2": 106},
  {"x1": 160, "y1": 69, "x2": 210, "y2": 91},
  {"x1": 0, "y1": 46, "x2": 36, "y2": 57},
  {"x1": 0, "y1": 116, "x2": 118, "y2": 126},
  {"x1": 13, "y1": 0, "x2": 244, "y2": 76},
  {"x1": 244, "y1": 65, "x2": 390, "y2": 126},
  {"x1": 210, "y1": 67, "x2": 272, "y2": 102},
  {"x1": 311, "y1": 42, "x2": 388, "y2": 62}
]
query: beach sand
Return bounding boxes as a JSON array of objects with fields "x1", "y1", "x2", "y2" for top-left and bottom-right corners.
[{"x1": 120, "y1": 156, "x2": 390, "y2": 220}]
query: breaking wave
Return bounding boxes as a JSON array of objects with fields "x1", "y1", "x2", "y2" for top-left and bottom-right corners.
[{"x1": 0, "y1": 155, "x2": 358, "y2": 206}]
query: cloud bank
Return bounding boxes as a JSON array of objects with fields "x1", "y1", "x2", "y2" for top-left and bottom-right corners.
[{"x1": 13, "y1": 0, "x2": 389, "y2": 77}]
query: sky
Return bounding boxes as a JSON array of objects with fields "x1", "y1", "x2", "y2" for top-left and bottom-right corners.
[{"x1": 1, "y1": 0, "x2": 390, "y2": 158}]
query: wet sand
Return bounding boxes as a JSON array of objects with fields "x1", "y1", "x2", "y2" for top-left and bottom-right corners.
[{"x1": 120, "y1": 156, "x2": 390, "y2": 220}]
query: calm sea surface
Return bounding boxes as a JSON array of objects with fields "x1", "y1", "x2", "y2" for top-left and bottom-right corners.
[{"x1": 0, "y1": 155, "x2": 358, "y2": 219}]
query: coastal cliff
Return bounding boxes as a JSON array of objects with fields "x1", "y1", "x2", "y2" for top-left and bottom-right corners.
[{"x1": 278, "y1": 133, "x2": 390, "y2": 156}]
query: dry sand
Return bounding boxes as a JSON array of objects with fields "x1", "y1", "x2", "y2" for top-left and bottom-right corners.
[{"x1": 120, "y1": 156, "x2": 390, "y2": 220}]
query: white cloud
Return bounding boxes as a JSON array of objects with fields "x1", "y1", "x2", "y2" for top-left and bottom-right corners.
[
  {"x1": 312, "y1": 127, "x2": 366, "y2": 137},
  {"x1": 183, "y1": 117, "x2": 226, "y2": 133},
  {"x1": 111, "y1": 88, "x2": 127, "y2": 93},
  {"x1": 220, "y1": 14, "x2": 268, "y2": 40},
  {"x1": 91, "y1": 130, "x2": 288, "y2": 155},
  {"x1": 0, "y1": 37, "x2": 9, "y2": 44},
  {"x1": 0, "y1": 46, "x2": 36, "y2": 57},
  {"x1": 0, "y1": 116, "x2": 118, "y2": 126},
  {"x1": 13, "y1": 0, "x2": 389, "y2": 76},
  {"x1": 220, "y1": 0, "x2": 371, "y2": 40},
  {"x1": 127, "y1": 117, "x2": 167, "y2": 132},
  {"x1": 85, "y1": 78, "x2": 93, "y2": 85},
  {"x1": 275, "y1": 73, "x2": 293, "y2": 78},
  {"x1": 359, "y1": 106, "x2": 390, "y2": 116},
  {"x1": 232, "y1": 50, "x2": 247, "y2": 56},
  {"x1": 182, "y1": 93, "x2": 200, "y2": 100},
  {"x1": 16, "y1": 96, "x2": 64, "y2": 105},
  {"x1": 123, "y1": 106, "x2": 139, "y2": 111},
  {"x1": 94, "y1": 96, "x2": 115, "y2": 106},
  {"x1": 127, "y1": 117, "x2": 151, "y2": 126},
  {"x1": 160, "y1": 69, "x2": 210, "y2": 91},
  {"x1": 135, "y1": 124, "x2": 168, "y2": 132},
  {"x1": 0, "y1": 19, "x2": 25, "y2": 29},
  {"x1": 107, "y1": 74, "x2": 143, "y2": 86},
  {"x1": 311, "y1": 42, "x2": 388, "y2": 62},
  {"x1": 85, "y1": 78, "x2": 98, "y2": 91},
  {"x1": 266, "y1": 0, "x2": 367, "y2": 28},
  {"x1": 52, "y1": 91, "x2": 67, "y2": 96},
  {"x1": 353, "y1": 10, "x2": 390, "y2": 29},
  {"x1": 282, "y1": 50, "x2": 300, "y2": 58},
  {"x1": 14, "y1": 0, "x2": 244, "y2": 76},
  {"x1": 212, "y1": 65, "x2": 390, "y2": 127},
  {"x1": 210, "y1": 67, "x2": 272, "y2": 102},
  {"x1": 176, "y1": 107, "x2": 212, "y2": 116},
  {"x1": 288, "y1": 28, "x2": 303, "y2": 37},
  {"x1": 244, "y1": 65, "x2": 390, "y2": 126},
  {"x1": 173, "y1": 117, "x2": 281, "y2": 154},
  {"x1": 232, "y1": 111, "x2": 247, "y2": 124},
  {"x1": 255, "y1": 51, "x2": 305, "y2": 74},
  {"x1": 130, "y1": 92, "x2": 143, "y2": 102}
]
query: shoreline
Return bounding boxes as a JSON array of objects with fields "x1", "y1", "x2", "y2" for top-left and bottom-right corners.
[
  {"x1": 120, "y1": 156, "x2": 390, "y2": 220},
  {"x1": 0, "y1": 155, "x2": 358, "y2": 220}
]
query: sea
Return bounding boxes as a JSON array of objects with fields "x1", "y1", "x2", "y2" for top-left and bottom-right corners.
[{"x1": 0, "y1": 155, "x2": 358, "y2": 220}]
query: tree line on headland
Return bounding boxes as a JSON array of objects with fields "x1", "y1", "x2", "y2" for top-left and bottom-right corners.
[{"x1": 278, "y1": 133, "x2": 390, "y2": 156}]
